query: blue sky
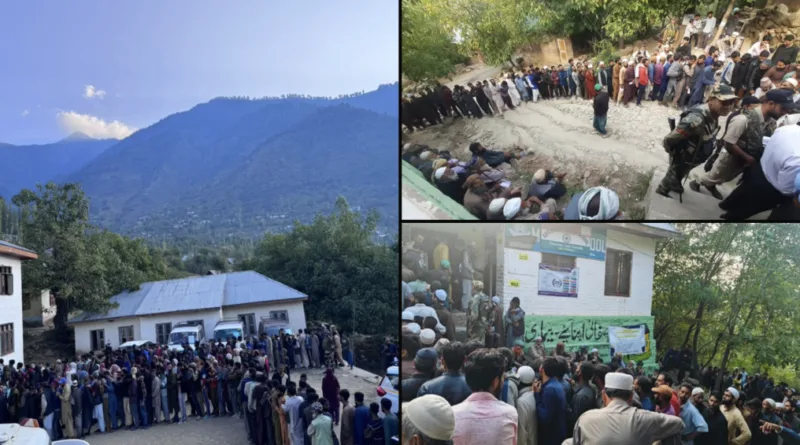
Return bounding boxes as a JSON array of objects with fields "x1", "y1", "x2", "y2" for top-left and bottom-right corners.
[{"x1": 0, "y1": 1, "x2": 398, "y2": 145}]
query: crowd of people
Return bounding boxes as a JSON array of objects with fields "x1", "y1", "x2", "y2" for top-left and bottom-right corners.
[
  {"x1": 0, "y1": 329, "x2": 399, "y2": 445},
  {"x1": 400, "y1": 338, "x2": 800, "y2": 445},
  {"x1": 402, "y1": 141, "x2": 624, "y2": 221}
]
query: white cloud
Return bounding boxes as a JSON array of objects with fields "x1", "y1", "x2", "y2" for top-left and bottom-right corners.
[
  {"x1": 21, "y1": 110, "x2": 29, "y2": 117},
  {"x1": 56, "y1": 111, "x2": 137, "y2": 139},
  {"x1": 83, "y1": 85, "x2": 107, "y2": 99}
]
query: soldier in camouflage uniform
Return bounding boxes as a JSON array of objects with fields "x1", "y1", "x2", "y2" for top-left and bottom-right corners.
[
  {"x1": 656, "y1": 84, "x2": 736, "y2": 198},
  {"x1": 467, "y1": 281, "x2": 491, "y2": 344},
  {"x1": 690, "y1": 88, "x2": 783, "y2": 200}
]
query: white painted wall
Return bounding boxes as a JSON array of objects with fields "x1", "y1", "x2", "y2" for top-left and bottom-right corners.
[
  {"x1": 74, "y1": 301, "x2": 307, "y2": 353},
  {"x1": 501, "y1": 229, "x2": 657, "y2": 317},
  {"x1": 73, "y1": 318, "x2": 143, "y2": 353},
  {"x1": 0, "y1": 255, "x2": 24, "y2": 364}
]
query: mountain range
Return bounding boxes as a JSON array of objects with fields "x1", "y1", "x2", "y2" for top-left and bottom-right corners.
[{"x1": 0, "y1": 83, "x2": 399, "y2": 240}]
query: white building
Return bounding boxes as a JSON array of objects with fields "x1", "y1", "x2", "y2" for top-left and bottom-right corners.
[
  {"x1": 68, "y1": 271, "x2": 308, "y2": 354},
  {"x1": 23, "y1": 290, "x2": 56, "y2": 326},
  {"x1": 0, "y1": 240, "x2": 39, "y2": 365},
  {"x1": 404, "y1": 223, "x2": 681, "y2": 367}
]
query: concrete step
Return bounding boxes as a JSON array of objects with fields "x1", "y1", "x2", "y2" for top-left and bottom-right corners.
[{"x1": 645, "y1": 165, "x2": 769, "y2": 220}]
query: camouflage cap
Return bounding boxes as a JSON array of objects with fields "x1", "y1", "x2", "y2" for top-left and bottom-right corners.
[{"x1": 710, "y1": 84, "x2": 737, "y2": 101}]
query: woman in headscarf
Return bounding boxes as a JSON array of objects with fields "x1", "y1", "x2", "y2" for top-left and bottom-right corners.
[{"x1": 321, "y1": 368, "x2": 341, "y2": 425}]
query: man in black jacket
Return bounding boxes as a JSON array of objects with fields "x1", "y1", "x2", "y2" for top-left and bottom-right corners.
[
  {"x1": 401, "y1": 348, "x2": 437, "y2": 403},
  {"x1": 772, "y1": 34, "x2": 799, "y2": 65},
  {"x1": 746, "y1": 50, "x2": 772, "y2": 94},
  {"x1": 571, "y1": 362, "x2": 597, "y2": 426},
  {"x1": 732, "y1": 53, "x2": 752, "y2": 96},
  {"x1": 417, "y1": 342, "x2": 472, "y2": 405},
  {"x1": 593, "y1": 85, "x2": 610, "y2": 135}
]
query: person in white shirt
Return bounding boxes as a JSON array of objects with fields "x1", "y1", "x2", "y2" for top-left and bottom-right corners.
[
  {"x1": 685, "y1": 14, "x2": 702, "y2": 48},
  {"x1": 719, "y1": 99, "x2": 800, "y2": 220},
  {"x1": 748, "y1": 36, "x2": 773, "y2": 57},
  {"x1": 701, "y1": 11, "x2": 717, "y2": 48},
  {"x1": 405, "y1": 294, "x2": 447, "y2": 335}
]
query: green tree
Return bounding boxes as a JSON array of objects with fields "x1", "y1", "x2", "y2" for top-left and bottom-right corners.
[
  {"x1": 239, "y1": 197, "x2": 398, "y2": 336},
  {"x1": 13, "y1": 183, "x2": 168, "y2": 330},
  {"x1": 402, "y1": 0, "x2": 466, "y2": 81}
]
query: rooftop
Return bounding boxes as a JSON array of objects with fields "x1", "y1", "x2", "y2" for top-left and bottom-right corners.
[
  {"x1": 69, "y1": 271, "x2": 307, "y2": 324},
  {"x1": 0, "y1": 240, "x2": 38, "y2": 260}
]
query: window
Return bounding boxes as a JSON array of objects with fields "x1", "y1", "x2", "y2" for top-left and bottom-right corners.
[
  {"x1": 156, "y1": 323, "x2": 172, "y2": 345},
  {"x1": 605, "y1": 248, "x2": 632, "y2": 297},
  {"x1": 239, "y1": 313, "x2": 256, "y2": 336},
  {"x1": 541, "y1": 253, "x2": 576, "y2": 269},
  {"x1": 118, "y1": 326, "x2": 134, "y2": 344},
  {"x1": 90, "y1": 329, "x2": 105, "y2": 351},
  {"x1": 0, "y1": 323, "x2": 13, "y2": 355},
  {"x1": 269, "y1": 310, "x2": 289, "y2": 322},
  {"x1": 0, "y1": 266, "x2": 13, "y2": 296}
]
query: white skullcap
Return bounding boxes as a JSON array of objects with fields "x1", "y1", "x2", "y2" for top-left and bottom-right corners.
[
  {"x1": 419, "y1": 151, "x2": 433, "y2": 161},
  {"x1": 533, "y1": 169, "x2": 546, "y2": 182},
  {"x1": 403, "y1": 143, "x2": 412, "y2": 151},
  {"x1": 517, "y1": 366, "x2": 536, "y2": 384},
  {"x1": 765, "y1": 398, "x2": 777, "y2": 408},
  {"x1": 404, "y1": 323, "x2": 421, "y2": 335},
  {"x1": 434, "y1": 338, "x2": 450, "y2": 353},
  {"x1": 692, "y1": 387, "x2": 705, "y2": 396},
  {"x1": 488, "y1": 198, "x2": 507, "y2": 214},
  {"x1": 226, "y1": 353, "x2": 232, "y2": 360},
  {"x1": 590, "y1": 348, "x2": 598, "y2": 353},
  {"x1": 405, "y1": 395, "x2": 455, "y2": 441},
  {"x1": 434, "y1": 167, "x2": 447, "y2": 180},
  {"x1": 491, "y1": 296, "x2": 500, "y2": 304},
  {"x1": 402, "y1": 310, "x2": 415, "y2": 322},
  {"x1": 726, "y1": 387, "x2": 740, "y2": 400},
  {"x1": 503, "y1": 197, "x2": 522, "y2": 219},
  {"x1": 787, "y1": 78, "x2": 798, "y2": 87},
  {"x1": 578, "y1": 186, "x2": 620, "y2": 220},
  {"x1": 419, "y1": 329, "x2": 436, "y2": 346},
  {"x1": 435, "y1": 289, "x2": 447, "y2": 301},
  {"x1": 599, "y1": 61, "x2": 605, "y2": 65},
  {"x1": 543, "y1": 66, "x2": 548, "y2": 69},
  {"x1": 732, "y1": 31, "x2": 740, "y2": 36},
  {"x1": 605, "y1": 372, "x2": 634, "y2": 391}
]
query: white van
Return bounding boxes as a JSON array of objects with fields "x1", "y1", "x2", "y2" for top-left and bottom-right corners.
[
  {"x1": 213, "y1": 318, "x2": 244, "y2": 342},
  {"x1": 168, "y1": 321, "x2": 205, "y2": 351},
  {"x1": 375, "y1": 365, "x2": 399, "y2": 415}
]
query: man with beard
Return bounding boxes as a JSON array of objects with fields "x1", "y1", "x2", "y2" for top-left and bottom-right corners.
[
  {"x1": 469, "y1": 82, "x2": 493, "y2": 116},
  {"x1": 571, "y1": 362, "x2": 597, "y2": 423},
  {"x1": 747, "y1": 52, "x2": 772, "y2": 94},
  {"x1": 692, "y1": 87, "x2": 786, "y2": 200},
  {"x1": 622, "y1": 60, "x2": 636, "y2": 106},
  {"x1": 657, "y1": 85, "x2": 735, "y2": 199},
  {"x1": 696, "y1": 392, "x2": 729, "y2": 445},
  {"x1": 655, "y1": 373, "x2": 681, "y2": 415},
  {"x1": 678, "y1": 383, "x2": 708, "y2": 444},
  {"x1": 431, "y1": 289, "x2": 456, "y2": 341},
  {"x1": 653, "y1": 385, "x2": 677, "y2": 416},
  {"x1": 691, "y1": 387, "x2": 709, "y2": 419},
  {"x1": 782, "y1": 399, "x2": 800, "y2": 432},
  {"x1": 433, "y1": 163, "x2": 468, "y2": 205},
  {"x1": 451, "y1": 349, "x2": 518, "y2": 445},
  {"x1": 720, "y1": 387, "x2": 751, "y2": 444}
]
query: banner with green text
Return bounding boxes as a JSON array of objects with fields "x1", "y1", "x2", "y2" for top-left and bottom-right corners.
[{"x1": 522, "y1": 314, "x2": 656, "y2": 365}]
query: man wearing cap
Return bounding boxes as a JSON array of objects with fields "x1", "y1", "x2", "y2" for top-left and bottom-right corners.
[
  {"x1": 718, "y1": 98, "x2": 800, "y2": 220},
  {"x1": 467, "y1": 282, "x2": 491, "y2": 344},
  {"x1": 772, "y1": 34, "x2": 799, "y2": 66},
  {"x1": 515, "y1": 366, "x2": 538, "y2": 445},
  {"x1": 657, "y1": 84, "x2": 734, "y2": 198},
  {"x1": 692, "y1": 87, "x2": 790, "y2": 200},
  {"x1": 563, "y1": 186, "x2": 621, "y2": 220},
  {"x1": 405, "y1": 293, "x2": 447, "y2": 336},
  {"x1": 565, "y1": 372, "x2": 684, "y2": 444},
  {"x1": 721, "y1": 387, "x2": 751, "y2": 444},
  {"x1": 418, "y1": 341, "x2": 472, "y2": 406},
  {"x1": 486, "y1": 296, "x2": 504, "y2": 348},
  {"x1": 452, "y1": 349, "x2": 518, "y2": 445},
  {"x1": 402, "y1": 348, "x2": 438, "y2": 403},
  {"x1": 403, "y1": 394, "x2": 456, "y2": 445},
  {"x1": 432, "y1": 290, "x2": 456, "y2": 341}
]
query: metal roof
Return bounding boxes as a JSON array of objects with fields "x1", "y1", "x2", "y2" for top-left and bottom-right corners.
[
  {"x1": 69, "y1": 271, "x2": 307, "y2": 324},
  {"x1": 0, "y1": 240, "x2": 36, "y2": 253}
]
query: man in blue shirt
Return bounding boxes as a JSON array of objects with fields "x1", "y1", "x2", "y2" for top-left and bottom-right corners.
[
  {"x1": 534, "y1": 357, "x2": 567, "y2": 445},
  {"x1": 353, "y1": 391, "x2": 371, "y2": 445},
  {"x1": 678, "y1": 383, "x2": 708, "y2": 445}
]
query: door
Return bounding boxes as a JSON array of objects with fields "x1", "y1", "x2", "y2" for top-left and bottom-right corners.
[
  {"x1": 557, "y1": 39, "x2": 569, "y2": 64},
  {"x1": 90, "y1": 329, "x2": 105, "y2": 351},
  {"x1": 239, "y1": 313, "x2": 256, "y2": 336},
  {"x1": 156, "y1": 323, "x2": 172, "y2": 345}
]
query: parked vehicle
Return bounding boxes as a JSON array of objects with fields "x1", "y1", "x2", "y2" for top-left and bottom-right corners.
[
  {"x1": 168, "y1": 321, "x2": 205, "y2": 351},
  {"x1": 213, "y1": 318, "x2": 244, "y2": 342},
  {"x1": 375, "y1": 365, "x2": 399, "y2": 415}
]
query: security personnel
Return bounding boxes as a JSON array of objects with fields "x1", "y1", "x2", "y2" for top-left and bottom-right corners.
[
  {"x1": 656, "y1": 84, "x2": 737, "y2": 199},
  {"x1": 562, "y1": 373, "x2": 684, "y2": 445}
]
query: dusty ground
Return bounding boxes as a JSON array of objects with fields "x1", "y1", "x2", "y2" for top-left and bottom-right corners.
[{"x1": 83, "y1": 366, "x2": 383, "y2": 445}]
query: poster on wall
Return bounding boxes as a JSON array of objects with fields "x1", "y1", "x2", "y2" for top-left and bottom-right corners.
[
  {"x1": 538, "y1": 264, "x2": 578, "y2": 297},
  {"x1": 506, "y1": 223, "x2": 536, "y2": 237},
  {"x1": 608, "y1": 325, "x2": 646, "y2": 355},
  {"x1": 533, "y1": 225, "x2": 606, "y2": 261}
]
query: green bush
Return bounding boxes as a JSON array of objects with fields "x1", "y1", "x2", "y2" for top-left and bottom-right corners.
[{"x1": 592, "y1": 40, "x2": 621, "y2": 64}]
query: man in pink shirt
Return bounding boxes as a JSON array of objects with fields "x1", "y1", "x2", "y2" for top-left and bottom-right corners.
[{"x1": 452, "y1": 349, "x2": 518, "y2": 445}]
